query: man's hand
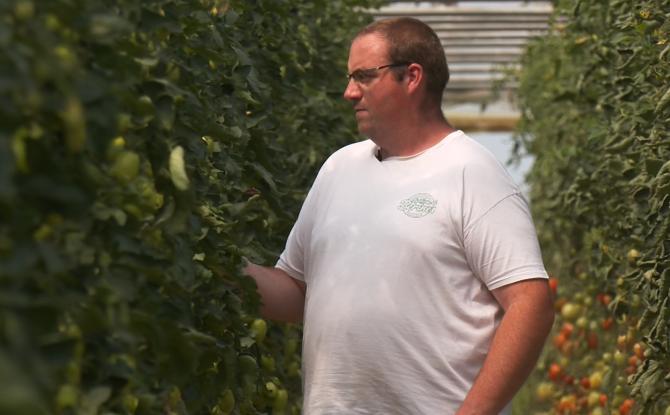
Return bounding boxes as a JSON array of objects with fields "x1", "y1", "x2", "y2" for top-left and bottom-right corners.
[
  {"x1": 456, "y1": 278, "x2": 555, "y2": 415},
  {"x1": 243, "y1": 261, "x2": 306, "y2": 323}
]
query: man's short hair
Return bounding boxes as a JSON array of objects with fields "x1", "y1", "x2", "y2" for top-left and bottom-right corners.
[{"x1": 356, "y1": 17, "x2": 449, "y2": 108}]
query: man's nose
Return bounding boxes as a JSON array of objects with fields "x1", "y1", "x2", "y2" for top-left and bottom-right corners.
[{"x1": 343, "y1": 79, "x2": 362, "y2": 102}]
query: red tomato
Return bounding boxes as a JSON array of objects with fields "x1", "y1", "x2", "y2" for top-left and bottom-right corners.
[
  {"x1": 601, "y1": 317, "x2": 614, "y2": 331},
  {"x1": 557, "y1": 394, "x2": 577, "y2": 413},
  {"x1": 619, "y1": 398, "x2": 635, "y2": 415},
  {"x1": 561, "y1": 322, "x2": 575, "y2": 337},
  {"x1": 549, "y1": 363, "x2": 562, "y2": 381},
  {"x1": 599, "y1": 394, "x2": 607, "y2": 407},
  {"x1": 633, "y1": 342, "x2": 645, "y2": 359},
  {"x1": 554, "y1": 333, "x2": 567, "y2": 348},
  {"x1": 580, "y1": 377, "x2": 591, "y2": 389},
  {"x1": 596, "y1": 293, "x2": 612, "y2": 306}
]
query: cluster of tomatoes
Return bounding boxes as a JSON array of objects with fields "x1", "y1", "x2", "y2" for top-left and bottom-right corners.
[{"x1": 533, "y1": 277, "x2": 644, "y2": 415}]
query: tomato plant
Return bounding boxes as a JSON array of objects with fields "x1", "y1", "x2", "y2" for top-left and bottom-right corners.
[
  {"x1": 514, "y1": 0, "x2": 670, "y2": 413},
  {"x1": 0, "y1": 0, "x2": 381, "y2": 413}
]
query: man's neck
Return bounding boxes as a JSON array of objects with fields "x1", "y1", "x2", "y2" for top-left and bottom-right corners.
[{"x1": 375, "y1": 116, "x2": 455, "y2": 160}]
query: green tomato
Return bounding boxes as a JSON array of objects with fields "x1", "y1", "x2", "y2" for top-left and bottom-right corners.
[
  {"x1": 560, "y1": 302, "x2": 581, "y2": 321},
  {"x1": 106, "y1": 136, "x2": 126, "y2": 160},
  {"x1": 265, "y1": 382, "x2": 278, "y2": 399},
  {"x1": 287, "y1": 361, "x2": 300, "y2": 378},
  {"x1": 136, "y1": 178, "x2": 164, "y2": 210},
  {"x1": 238, "y1": 354, "x2": 258, "y2": 377},
  {"x1": 146, "y1": 192, "x2": 163, "y2": 212},
  {"x1": 54, "y1": 46, "x2": 77, "y2": 70},
  {"x1": 535, "y1": 382, "x2": 554, "y2": 401},
  {"x1": 123, "y1": 203, "x2": 143, "y2": 219},
  {"x1": 589, "y1": 371, "x2": 603, "y2": 389},
  {"x1": 250, "y1": 318, "x2": 267, "y2": 343},
  {"x1": 166, "y1": 387, "x2": 182, "y2": 408},
  {"x1": 65, "y1": 361, "x2": 80, "y2": 384},
  {"x1": 136, "y1": 95, "x2": 154, "y2": 115},
  {"x1": 630, "y1": 294, "x2": 641, "y2": 308},
  {"x1": 272, "y1": 389, "x2": 288, "y2": 412},
  {"x1": 45, "y1": 14, "x2": 61, "y2": 31},
  {"x1": 117, "y1": 113, "x2": 132, "y2": 132},
  {"x1": 56, "y1": 384, "x2": 79, "y2": 410},
  {"x1": 626, "y1": 249, "x2": 640, "y2": 264},
  {"x1": 576, "y1": 316, "x2": 588, "y2": 329},
  {"x1": 122, "y1": 394, "x2": 139, "y2": 414},
  {"x1": 285, "y1": 338, "x2": 299, "y2": 356},
  {"x1": 12, "y1": 129, "x2": 29, "y2": 173},
  {"x1": 644, "y1": 270, "x2": 654, "y2": 281},
  {"x1": 169, "y1": 146, "x2": 190, "y2": 190},
  {"x1": 586, "y1": 391, "x2": 600, "y2": 408},
  {"x1": 110, "y1": 151, "x2": 140, "y2": 183},
  {"x1": 213, "y1": 389, "x2": 235, "y2": 415},
  {"x1": 14, "y1": 0, "x2": 34, "y2": 20},
  {"x1": 260, "y1": 355, "x2": 276, "y2": 372},
  {"x1": 62, "y1": 96, "x2": 86, "y2": 153},
  {"x1": 614, "y1": 350, "x2": 626, "y2": 366},
  {"x1": 167, "y1": 64, "x2": 181, "y2": 82},
  {"x1": 33, "y1": 224, "x2": 52, "y2": 241}
]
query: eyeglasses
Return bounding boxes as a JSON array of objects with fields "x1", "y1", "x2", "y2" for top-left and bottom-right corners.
[{"x1": 347, "y1": 62, "x2": 410, "y2": 84}]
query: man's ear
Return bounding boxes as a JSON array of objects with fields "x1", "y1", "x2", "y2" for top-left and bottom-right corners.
[{"x1": 405, "y1": 63, "x2": 423, "y2": 95}]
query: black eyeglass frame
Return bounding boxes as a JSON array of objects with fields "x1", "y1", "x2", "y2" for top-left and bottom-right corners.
[{"x1": 347, "y1": 62, "x2": 411, "y2": 84}]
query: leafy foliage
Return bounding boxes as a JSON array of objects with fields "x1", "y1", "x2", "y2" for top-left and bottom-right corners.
[
  {"x1": 515, "y1": 0, "x2": 670, "y2": 413},
  {"x1": 0, "y1": 0, "x2": 380, "y2": 413}
]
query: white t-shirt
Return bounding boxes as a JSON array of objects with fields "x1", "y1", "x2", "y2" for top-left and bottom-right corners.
[{"x1": 277, "y1": 130, "x2": 548, "y2": 414}]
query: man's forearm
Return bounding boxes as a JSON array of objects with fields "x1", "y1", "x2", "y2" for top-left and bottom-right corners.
[
  {"x1": 243, "y1": 262, "x2": 306, "y2": 323},
  {"x1": 457, "y1": 292, "x2": 554, "y2": 414}
]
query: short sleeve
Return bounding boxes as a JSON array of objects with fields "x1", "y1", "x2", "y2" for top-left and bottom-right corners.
[
  {"x1": 463, "y1": 192, "x2": 548, "y2": 290},
  {"x1": 275, "y1": 163, "x2": 328, "y2": 282}
]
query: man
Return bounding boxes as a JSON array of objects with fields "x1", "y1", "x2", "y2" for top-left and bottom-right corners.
[{"x1": 244, "y1": 17, "x2": 554, "y2": 414}]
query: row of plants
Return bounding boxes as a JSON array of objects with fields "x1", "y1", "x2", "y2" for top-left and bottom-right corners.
[
  {"x1": 515, "y1": 0, "x2": 670, "y2": 413},
  {"x1": 0, "y1": 0, "x2": 379, "y2": 413}
]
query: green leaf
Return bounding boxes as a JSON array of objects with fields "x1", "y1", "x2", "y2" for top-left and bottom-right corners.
[
  {"x1": 88, "y1": 14, "x2": 133, "y2": 43},
  {"x1": 655, "y1": 86, "x2": 670, "y2": 113},
  {"x1": 249, "y1": 162, "x2": 277, "y2": 193},
  {"x1": 91, "y1": 202, "x2": 127, "y2": 226},
  {"x1": 156, "y1": 95, "x2": 175, "y2": 131},
  {"x1": 79, "y1": 386, "x2": 112, "y2": 415},
  {"x1": 1, "y1": 0, "x2": 378, "y2": 412}
]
